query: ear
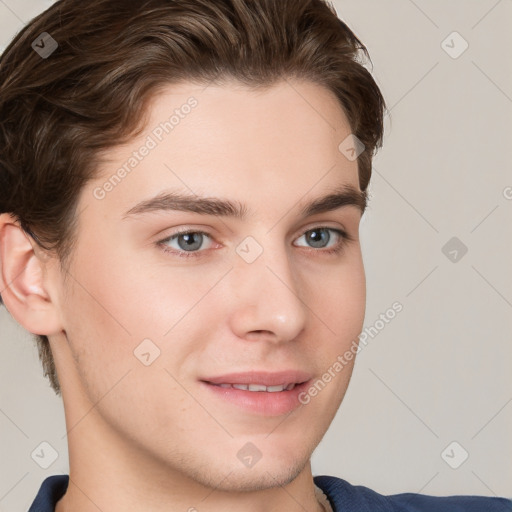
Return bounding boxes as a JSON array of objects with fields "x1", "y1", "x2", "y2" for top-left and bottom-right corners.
[{"x1": 0, "y1": 213, "x2": 63, "y2": 336}]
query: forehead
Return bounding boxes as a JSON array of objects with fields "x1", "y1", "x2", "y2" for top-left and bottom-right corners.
[{"x1": 82, "y1": 78, "x2": 361, "y2": 221}]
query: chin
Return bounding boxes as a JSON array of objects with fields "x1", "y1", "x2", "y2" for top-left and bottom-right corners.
[
  {"x1": 208, "y1": 456, "x2": 310, "y2": 493},
  {"x1": 170, "y1": 444, "x2": 312, "y2": 493}
]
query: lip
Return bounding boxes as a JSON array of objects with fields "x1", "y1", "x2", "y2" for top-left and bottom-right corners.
[
  {"x1": 200, "y1": 370, "x2": 313, "y2": 416},
  {"x1": 202, "y1": 370, "x2": 313, "y2": 387}
]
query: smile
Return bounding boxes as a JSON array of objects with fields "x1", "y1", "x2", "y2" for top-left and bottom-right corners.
[
  {"x1": 200, "y1": 371, "x2": 313, "y2": 415},
  {"x1": 209, "y1": 382, "x2": 298, "y2": 392}
]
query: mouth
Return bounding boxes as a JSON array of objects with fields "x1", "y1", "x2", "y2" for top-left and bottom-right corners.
[
  {"x1": 207, "y1": 382, "x2": 301, "y2": 392},
  {"x1": 199, "y1": 370, "x2": 313, "y2": 416}
]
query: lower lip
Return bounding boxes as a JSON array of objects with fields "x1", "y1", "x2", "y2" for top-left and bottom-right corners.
[{"x1": 200, "y1": 380, "x2": 311, "y2": 416}]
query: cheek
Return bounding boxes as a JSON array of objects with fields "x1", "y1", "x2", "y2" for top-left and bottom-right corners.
[
  {"x1": 298, "y1": 252, "x2": 366, "y2": 396},
  {"x1": 61, "y1": 244, "x2": 228, "y2": 394},
  {"x1": 298, "y1": 259, "x2": 364, "y2": 419},
  {"x1": 311, "y1": 252, "x2": 366, "y2": 340},
  {"x1": 328, "y1": 267, "x2": 366, "y2": 340},
  {"x1": 59, "y1": 245, "x2": 171, "y2": 400}
]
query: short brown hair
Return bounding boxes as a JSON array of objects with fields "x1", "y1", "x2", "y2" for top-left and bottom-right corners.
[{"x1": 0, "y1": 0, "x2": 385, "y2": 394}]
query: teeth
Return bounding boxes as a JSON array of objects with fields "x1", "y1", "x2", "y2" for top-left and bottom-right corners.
[
  {"x1": 266, "y1": 385, "x2": 286, "y2": 392},
  {"x1": 216, "y1": 383, "x2": 297, "y2": 392},
  {"x1": 248, "y1": 384, "x2": 267, "y2": 392}
]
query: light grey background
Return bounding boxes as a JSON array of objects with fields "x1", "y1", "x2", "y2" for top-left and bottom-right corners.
[{"x1": 1, "y1": 1, "x2": 511, "y2": 510}]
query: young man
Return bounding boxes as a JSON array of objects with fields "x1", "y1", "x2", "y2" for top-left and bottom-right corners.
[{"x1": 0, "y1": 0, "x2": 510, "y2": 511}]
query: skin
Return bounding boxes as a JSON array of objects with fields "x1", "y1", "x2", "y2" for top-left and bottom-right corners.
[{"x1": 0, "y1": 78, "x2": 366, "y2": 512}]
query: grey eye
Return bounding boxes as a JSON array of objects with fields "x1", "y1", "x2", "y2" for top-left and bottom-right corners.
[{"x1": 296, "y1": 228, "x2": 339, "y2": 249}]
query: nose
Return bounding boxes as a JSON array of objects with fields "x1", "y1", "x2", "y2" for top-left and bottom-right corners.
[{"x1": 227, "y1": 239, "x2": 308, "y2": 344}]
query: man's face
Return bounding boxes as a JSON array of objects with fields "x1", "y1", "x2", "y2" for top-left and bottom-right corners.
[{"x1": 51, "y1": 79, "x2": 366, "y2": 490}]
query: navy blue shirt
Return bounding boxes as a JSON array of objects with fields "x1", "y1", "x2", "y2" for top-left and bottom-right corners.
[{"x1": 29, "y1": 474, "x2": 512, "y2": 511}]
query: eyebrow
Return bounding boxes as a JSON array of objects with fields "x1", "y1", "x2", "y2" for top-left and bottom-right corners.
[{"x1": 122, "y1": 184, "x2": 367, "y2": 221}]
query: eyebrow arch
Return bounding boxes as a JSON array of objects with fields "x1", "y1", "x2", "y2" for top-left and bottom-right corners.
[{"x1": 121, "y1": 184, "x2": 367, "y2": 221}]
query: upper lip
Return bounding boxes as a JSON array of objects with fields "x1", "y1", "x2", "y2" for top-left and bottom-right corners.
[{"x1": 201, "y1": 370, "x2": 313, "y2": 386}]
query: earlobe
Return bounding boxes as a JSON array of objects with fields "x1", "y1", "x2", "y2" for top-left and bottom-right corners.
[{"x1": 0, "y1": 213, "x2": 62, "y2": 336}]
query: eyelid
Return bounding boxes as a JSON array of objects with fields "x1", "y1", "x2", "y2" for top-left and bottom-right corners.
[
  {"x1": 157, "y1": 227, "x2": 217, "y2": 254},
  {"x1": 156, "y1": 224, "x2": 353, "y2": 258},
  {"x1": 293, "y1": 221, "x2": 354, "y2": 243},
  {"x1": 292, "y1": 227, "x2": 351, "y2": 252}
]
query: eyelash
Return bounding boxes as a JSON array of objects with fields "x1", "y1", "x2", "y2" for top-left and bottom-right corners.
[{"x1": 156, "y1": 226, "x2": 354, "y2": 259}]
